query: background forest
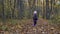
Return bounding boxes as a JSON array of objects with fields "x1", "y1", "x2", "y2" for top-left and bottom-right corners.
[{"x1": 0, "y1": 0, "x2": 60, "y2": 34}]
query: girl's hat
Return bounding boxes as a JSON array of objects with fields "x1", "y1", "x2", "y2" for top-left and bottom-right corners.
[{"x1": 34, "y1": 11, "x2": 37, "y2": 14}]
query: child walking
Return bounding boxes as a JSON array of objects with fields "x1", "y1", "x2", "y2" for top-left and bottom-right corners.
[{"x1": 33, "y1": 11, "x2": 38, "y2": 26}]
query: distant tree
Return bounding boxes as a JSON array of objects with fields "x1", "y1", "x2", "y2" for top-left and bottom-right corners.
[
  {"x1": 2, "y1": 0, "x2": 6, "y2": 22},
  {"x1": 28, "y1": 0, "x2": 36, "y2": 19},
  {"x1": 46, "y1": 0, "x2": 50, "y2": 19},
  {"x1": 0, "y1": 0, "x2": 2, "y2": 18},
  {"x1": 17, "y1": 0, "x2": 25, "y2": 19},
  {"x1": 12, "y1": 0, "x2": 16, "y2": 19},
  {"x1": 42, "y1": 0, "x2": 45, "y2": 19}
]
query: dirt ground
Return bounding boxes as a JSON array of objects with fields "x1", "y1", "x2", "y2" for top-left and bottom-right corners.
[{"x1": 0, "y1": 18, "x2": 60, "y2": 34}]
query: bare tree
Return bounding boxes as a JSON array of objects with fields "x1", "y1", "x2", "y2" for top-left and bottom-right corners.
[
  {"x1": 2, "y1": 0, "x2": 6, "y2": 22},
  {"x1": 0, "y1": 0, "x2": 2, "y2": 18},
  {"x1": 12, "y1": 0, "x2": 16, "y2": 19},
  {"x1": 17, "y1": 0, "x2": 25, "y2": 19},
  {"x1": 28, "y1": 0, "x2": 36, "y2": 19},
  {"x1": 46, "y1": 0, "x2": 50, "y2": 19}
]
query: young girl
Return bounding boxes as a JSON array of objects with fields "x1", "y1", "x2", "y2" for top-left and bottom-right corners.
[{"x1": 33, "y1": 11, "x2": 38, "y2": 26}]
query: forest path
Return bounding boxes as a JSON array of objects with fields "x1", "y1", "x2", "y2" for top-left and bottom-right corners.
[
  {"x1": 21, "y1": 18, "x2": 60, "y2": 34},
  {"x1": 0, "y1": 18, "x2": 60, "y2": 34}
]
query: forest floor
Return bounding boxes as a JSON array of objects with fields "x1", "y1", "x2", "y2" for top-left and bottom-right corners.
[{"x1": 0, "y1": 18, "x2": 60, "y2": 34}]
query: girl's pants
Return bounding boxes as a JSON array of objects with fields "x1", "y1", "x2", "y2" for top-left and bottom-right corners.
[{"x1": 34, "y1": 20, "x2": 37, "y2": 26}]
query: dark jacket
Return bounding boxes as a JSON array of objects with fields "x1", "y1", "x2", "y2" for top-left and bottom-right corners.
[{"x1": 33, "y1": 14, "x2": 38, "y2": 20}]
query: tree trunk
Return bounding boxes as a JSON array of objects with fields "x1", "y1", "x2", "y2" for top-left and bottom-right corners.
[
  {"x1": 12, "y1": 0, "x2": 16, "y2": 19},
  {"x1": 18, "y1": 0, "x2": 24, "y2": 19},
  {"x1": 28, "y1": 0, "x2": 36, "y2": 19},
  {"x1": 2, "y1": 0, "x2": 6, "y2": 23},
  {"x1": 46, "y1": 0, "x2": 50, "y2": 19}
]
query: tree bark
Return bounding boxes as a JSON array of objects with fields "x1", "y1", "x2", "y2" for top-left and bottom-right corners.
[
  {"x1": 12, "y1": 0, "x2": 16, "y2": 19},
  {"x1": 28, "y1": 0, "x2": 36, "y2": 19},
  {"x1": 46, "y1": 0, "x2": 50, "y2": 19},
  {"x1": 18, "y1": 0, "x2": 24, "y2": 19},
  {"x1": 2, "y1": 0, "x2": 6, "y2": 23}
]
